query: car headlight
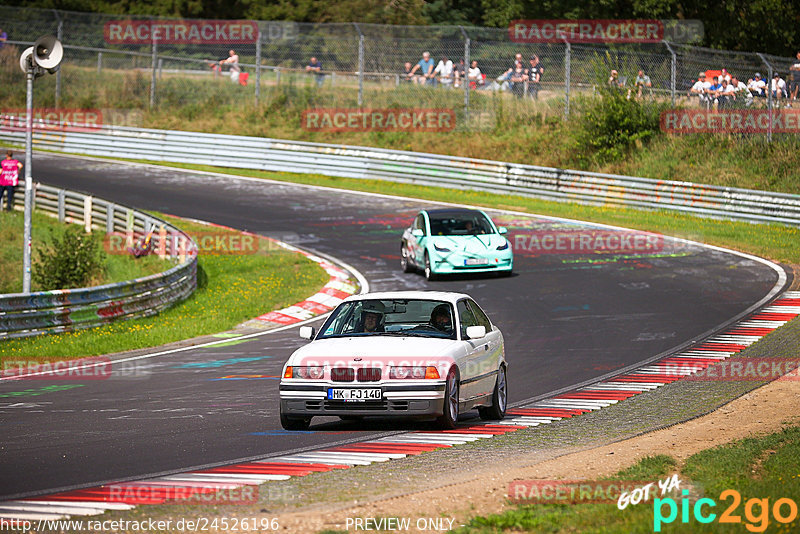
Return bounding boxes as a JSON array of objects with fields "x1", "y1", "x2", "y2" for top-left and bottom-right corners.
[
  {"x1": 284, "y1": 366, "x2": 324, "y2": 379},
  {"x1": 496, "y1": 241, "x2": 509, "y2": 251},
  {"x1": 389, "y1": 366, "x2": 440, "y2": 379}
]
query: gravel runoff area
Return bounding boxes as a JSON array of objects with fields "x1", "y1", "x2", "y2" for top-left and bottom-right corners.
[{"x1": 243, "y1": 279, "x2": 800, "y2": 533}]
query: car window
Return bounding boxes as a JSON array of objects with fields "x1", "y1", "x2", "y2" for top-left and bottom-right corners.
[
  {"x1": 414, "y1": 214, "x2": 427, "y2": 235},
  {"x1": 467, "y1": 300, "x2": 492, "y2": 332},
  {"x1": 428, "y1": 212, "x2": 494, "y2": 236},
  {"x1": 318, "y1": 299, "x2": 456, "y2": 339},
  {"x1": 457, "y1": 300, "x2": 478, "y2": 339}
]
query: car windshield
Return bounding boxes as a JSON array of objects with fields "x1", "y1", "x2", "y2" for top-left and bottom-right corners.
[
  {"x1": 428, "y1": 211, "x2": 494, "y2": 236},
  {"x1": 317, "y1": 299, "x2": 456, "y2": 340}
]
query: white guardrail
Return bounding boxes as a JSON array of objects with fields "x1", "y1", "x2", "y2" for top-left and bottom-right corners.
[
  {"x1": 2, "y1": 125, "x2": 799, "y2": 226},
  {"x1": 0, "y1": 182, "x2": 198, "y2": 340}
]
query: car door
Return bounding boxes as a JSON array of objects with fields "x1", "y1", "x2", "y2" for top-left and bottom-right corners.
[
  {"x1": 467, "y1": 299, "x2": 503, "y2": 398},
  {"x1": 409, "y1": 213, "x2": 428, "y2": 267},
  {"x1": 456, "y1": 299, "x2": 486, "y2": 401}
]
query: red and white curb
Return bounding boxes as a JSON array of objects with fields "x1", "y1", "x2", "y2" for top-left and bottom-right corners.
[
  {"x1": 2, "y1": 292, "x2": 797, "y2": 521},
  {"x1": 254, "y1": 245, "x2": 358, "y2": 327}
]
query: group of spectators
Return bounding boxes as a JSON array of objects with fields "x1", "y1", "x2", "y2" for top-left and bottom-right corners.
[
  {"x1": 401, "y1": 51, "x2": 544, "y2": 98},
  {"x1": 689, "y1": 51, "x2": 800, "y2": 109},
  {"x1": 608, "y1": 69, "x2": 653, "y2": 99}
]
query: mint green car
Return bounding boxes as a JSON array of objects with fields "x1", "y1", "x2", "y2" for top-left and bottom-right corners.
[{"x1": 400, "y1": 208, "x2": 513, "y2": 280}]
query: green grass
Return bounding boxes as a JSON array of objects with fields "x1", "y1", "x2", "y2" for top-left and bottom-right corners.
[
  {"x1": 136, "y1": 162, "x2": 800, "y2": 266},
  {"x1": 457, "y1": 426, "x2": 800, "y2": 533},
  {"x1": 0, "y1": 209, "x2": 168, "y2": 294},
  {"x1": 0, "y1": 214, "x2": 329, "y2": 361}
]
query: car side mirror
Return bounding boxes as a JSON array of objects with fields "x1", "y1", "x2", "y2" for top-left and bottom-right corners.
[
  {"x1": 465, "y1": 325, "x2": 486, "y2": 339},
  {"x1": 497, "y1": 226, "x2": 507, "y2": 235},
  {"x1": 299, "y1": 326, "x2": 315, "y2": 340},
  {"x1": 412, "y1": 229, "x2": 424, "y2": 237}
]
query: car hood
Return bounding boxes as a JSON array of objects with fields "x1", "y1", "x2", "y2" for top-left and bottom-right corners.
[
  {"x1": 430, "y1": 234, "x2": 507, "y2": 253},
  {"x1": 287, "y1": 336, "x2": 460, "y2": 367}
]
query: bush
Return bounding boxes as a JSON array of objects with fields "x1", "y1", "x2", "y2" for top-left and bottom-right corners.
[
  {"x1": 32, "y1": 226, "x2": 104, "y2": 290},
  {"x1": 575, "y1": 87, "x2": 665, "y2": 165}
]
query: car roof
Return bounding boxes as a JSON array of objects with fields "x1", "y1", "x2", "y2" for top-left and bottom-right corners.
[
  {"x1": 423, "y1": 208, "x2": 484, "y2": 217},
  {"x1": 343, "y1": 291, "x2": 473, "y2": 304}
]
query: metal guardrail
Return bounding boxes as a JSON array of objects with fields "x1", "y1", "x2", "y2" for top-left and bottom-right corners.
[
  {"x1": 2, "y1": 124, "x2": 799, "y2": 227},
  {"x1": 0, "y1": 182, "x2": 198, "y2": 340}
]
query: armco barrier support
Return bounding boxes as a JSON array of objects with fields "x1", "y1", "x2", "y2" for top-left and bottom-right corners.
[
  {"x1": 2, "y1": 125, "x2": 799, "y2": 226},
  {"x1": 0, "y1": 183, "x2": 197, "y2": 340}
]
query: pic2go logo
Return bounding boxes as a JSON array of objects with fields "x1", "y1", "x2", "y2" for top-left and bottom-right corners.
[{"x1": 654, "y1": 489, "x2": 799, "y2": 532}]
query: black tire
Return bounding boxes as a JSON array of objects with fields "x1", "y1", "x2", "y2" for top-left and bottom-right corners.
[
  {"x1": 280, "y1": 412, "x2": 311, "y2": 430},
  {"x1": 401, "y1": 243, "x2": 414, "y2": 273},
  {"x1": 424, "y1": 252, "x2": 437, "y2": 281},
  {"x1": 437, "y1": 367, "x2": 459, "y2": 429},
  {"x1": 479, "y1": 365, "x2": 507, "y2": 421}
]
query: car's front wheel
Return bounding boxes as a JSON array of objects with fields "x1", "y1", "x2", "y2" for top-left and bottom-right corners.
[
  {"x1": 479, "y1": 365, "x2": 507, "y2": 420},
  {"x1": 424, "y1": 252, "x2": 437, "y2": 281},
  {"x1": 437, "y1": 367, "x2": 459, "y2": 429},
  {"x1": 280, "y1": 411, "x2": 311, "y2": 430},
  {"x1": 401, "y1": 243, "x2": 414, "y2": 273}
]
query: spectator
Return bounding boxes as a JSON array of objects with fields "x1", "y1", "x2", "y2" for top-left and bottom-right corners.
[
  {"x1": 0, "y1": 27, "x2": 7, "y2": 49},
  {"x1": 219, "y1": 49, "x2": 240, "y2": 83},
  {"x1": 789, "y1": 51, "x2": 800, "y2": 107},
  {"x1": 771, "y1": 72, "x2": 787, "y2": 102},
  {"x1": 401, "y1": 61, "x2": 415, "y2": 83},
  {"x1": 467, "y1": 60, "x2": 484, "y2": 88},
  {"x1": 434, "y1": 55, "x2": 454, "y2": 87},
  {"x1": 608, "y1": 69, "x2": 622, "y2": 88},
  {"x1": 509, "y1": 61, "x2": 527, "y2": 98},
  {"x1": 719, "y1": 68, "x2": 731, "y2": 83},
  {"x1": 498, "y1": 53, "x2": 524, "y2": 85},
  {"x1": 689, "y1": 72, "x2": 712, "y2": 107},
  {"x1": 707, "y1": 76, "x2": 722, "y2": 108},
  {"x1": 454, "y1": 59, "x2": 465, "y2": 88},
  {"x1": 0, "y1": 150, "x2": 22, "y2": 212},
  {"x1": 730, "y1": 77, "x2": 753, "y2": 107},
  {"x1": 409, "y1": 51, "x2": 435, "y2": 85},
  {"x1": 717, "y1": 78, "x2": 735, "y2": 108},
  {"x1": 305, "y1": 56, "x2": 324, "y2": 87},
  {"x1": 527, "y1": 55, "x2": 543, "y2": 99},
  {"x1": 747, "y1": 72, "x2": 766, "y2": 97},
  {"x1": 632, "y1": 69, "x2": 652, "y2": 99}
]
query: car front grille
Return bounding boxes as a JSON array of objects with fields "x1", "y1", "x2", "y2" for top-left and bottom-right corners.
[
  {"x1": 357, "y1": 368, "x2": 381, "y2": 381},
  {"x1": 331, "y1": 368, "x2": 355, "y2": 382}
]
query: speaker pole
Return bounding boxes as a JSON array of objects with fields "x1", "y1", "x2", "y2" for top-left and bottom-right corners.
[{"x1": 22, "y1": 57, "x2": 34, "y2": 293}]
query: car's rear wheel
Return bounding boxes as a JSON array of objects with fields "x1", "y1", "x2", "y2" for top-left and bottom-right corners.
[
  {"x1": 479, "y1": 365, "x2": 507, "y2": 421},
  {"x1": 280, "y1": 412, "x2": 311, "y2": 430},
  {"x1": 437, "y1": 367, "x2": 459, "y2": 429},
  {"x1": 424, "y1": 252, "x2": 437, "y2": 281},
  {"x1": 401, "y1": 243, "x2": 414, "y2": 273}
]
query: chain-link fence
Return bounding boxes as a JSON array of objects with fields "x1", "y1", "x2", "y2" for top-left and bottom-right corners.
[{"x1": 1, "y1": 6, "x2": 798, "y2": 137}]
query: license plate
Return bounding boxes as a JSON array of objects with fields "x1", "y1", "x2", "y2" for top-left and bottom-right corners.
[
  {"x1": 327, "y1": 388, "x2": 382, "y2": 401},
  {"x1": 465, "y1": 258, "x2": 489, "y2": 266}
]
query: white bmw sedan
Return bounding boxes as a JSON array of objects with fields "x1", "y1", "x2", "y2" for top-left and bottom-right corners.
[{"x1": 279, "y1": 291, "x2": 507, "y2": 430}]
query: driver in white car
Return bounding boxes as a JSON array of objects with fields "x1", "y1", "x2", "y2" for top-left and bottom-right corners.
[{"x1": 430, "y1": 304, "x2": 453, "y2": 333}]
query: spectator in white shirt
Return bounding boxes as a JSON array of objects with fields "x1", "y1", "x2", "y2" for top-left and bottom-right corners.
[
  {"x1": 468, "y1": 60, "x2": 483, "y2": 87},
  {"x1": 689, "y1": 72, "x2": 712, "y2": 107},
  {"x1": 717, "y1": 78, "x2": 735, "y2": 108},
  {"x1": 771, "y1": 73, "x2": 787, "y2": 101},
  {"x1": 434, "y1": 55, "x2": 454, "y2": 87},
  {"x1": 747, "y1": 73, "x2": 766, "y2": 97},
  {"x1": 730, "y1": 77, "x2": 752, "y2": 107}
]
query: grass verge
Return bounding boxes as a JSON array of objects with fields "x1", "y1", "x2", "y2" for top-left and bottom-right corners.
[
  {"x1": 457, "y1": 425, "x2": 800, "y2": 533},
  {"x1": 0, "y1": 209, "x2": 168, "y2": 294},
  {"x1": 0, "y1": 214, "x2": 329, "y2": 362},
  {"x1": 133, "y1": 161, "x2": 799, "y2": 265}
]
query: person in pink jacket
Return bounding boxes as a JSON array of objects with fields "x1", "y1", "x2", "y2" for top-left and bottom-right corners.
[{"x1": 0, "y1": 150, "x2": 22, "y2": 211}]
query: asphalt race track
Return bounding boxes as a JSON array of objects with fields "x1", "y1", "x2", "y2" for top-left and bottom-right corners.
[{"x1": 0, "y1": 153, "x2": 787, "y2": 499}]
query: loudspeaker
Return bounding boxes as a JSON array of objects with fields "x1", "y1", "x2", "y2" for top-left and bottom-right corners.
[
  {"x1": 33, "y1": 35, "x2": 63, "y2": 70},
  {"x1": 19, "y1": 46, "x2": 34, "y2": 73}
]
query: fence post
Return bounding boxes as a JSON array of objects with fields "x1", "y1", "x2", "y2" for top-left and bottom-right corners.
[
  {"x1": 55, "y1": 14, "x2": 63, "y2": 107},
  {"x1": 150, "y1": 36, "x2": 158, "y2": 109},
  {"x1": 564, "y1": 40, "x2": 571, "y2": 118},
  {"x1": 460, "y1": 26, "x2": 470, "y2": 121},
  {"x1": 83, "y1": 196, "x2": 92, "y2": 233},
  {"x1": 255, "y1": 30, "x2": 262, "y2": 106},
  {"x1": 663, "y1": 40, "x2": 676, "y2": 106},
  {"x1": 97, "y1": 52, "x2": 103, "y2": 74},
  {"x1": 58, "y1": 189, "x2": 65, "y2": 223},
  {"x1": 106, "y1": 204, "x2": 115, "y2": 234},
  {"x1": 354, "y1": 23, "x2": 364, "y2": 107},
  {"x1": 757, "y1": 53, "x2": 773, "y2": 143}
]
